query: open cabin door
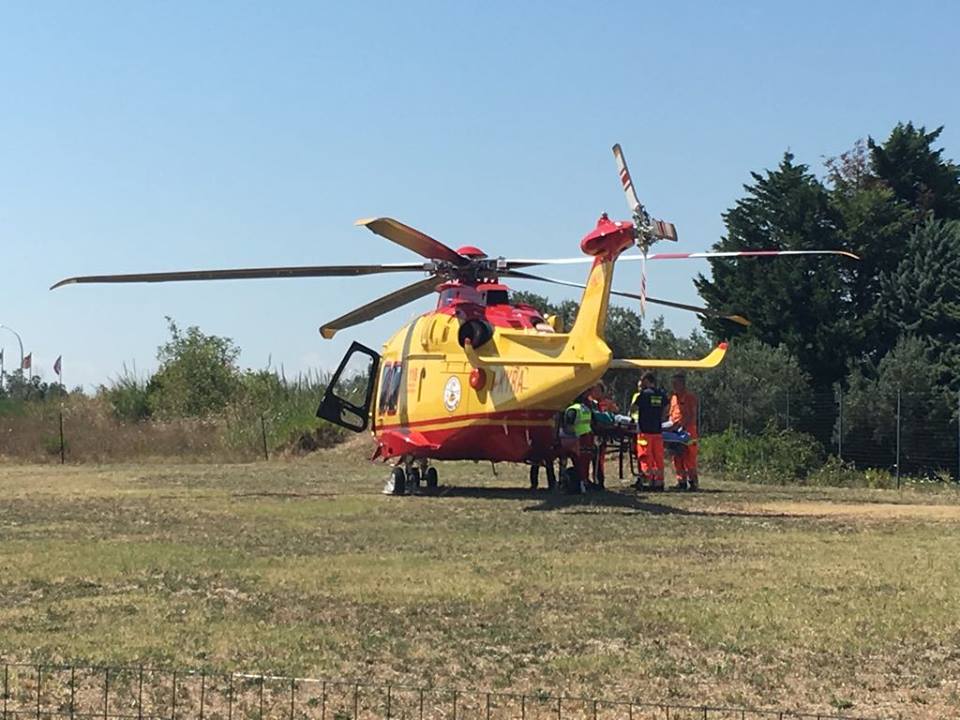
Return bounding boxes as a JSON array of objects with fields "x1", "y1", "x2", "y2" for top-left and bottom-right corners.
[{"x1": 317, "y1": 341, "x2": 380, "y2": 432}]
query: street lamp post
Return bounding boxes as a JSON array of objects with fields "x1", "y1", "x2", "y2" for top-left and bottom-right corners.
[{"x1": 0, "y1": 324, "x2": 25, "y2": 372}]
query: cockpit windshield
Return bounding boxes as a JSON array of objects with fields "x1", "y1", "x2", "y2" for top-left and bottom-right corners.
[{"x1": 438, "y1": 285, "x2": 483, "y2": 307}]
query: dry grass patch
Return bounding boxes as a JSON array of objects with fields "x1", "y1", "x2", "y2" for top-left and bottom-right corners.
[{"x1": 2, "y1": 453, "x2": 960, "y2": 718}]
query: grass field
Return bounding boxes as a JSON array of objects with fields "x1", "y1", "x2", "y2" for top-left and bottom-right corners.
[{"x1": 3, "y1": 438, "x2": 960, "y2": 718}]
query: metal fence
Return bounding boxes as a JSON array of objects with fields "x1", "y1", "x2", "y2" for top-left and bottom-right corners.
[
  {"x1": 695, "y1": 387, "x2": 960, "y2": 482},
  {"x1": 0, "y1": 664, "x2": 885, "y2": 720}
]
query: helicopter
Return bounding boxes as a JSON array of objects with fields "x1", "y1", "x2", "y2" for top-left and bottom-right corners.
[{"x1": 53, "y1": 145, "x2": 858, "y2": 494}]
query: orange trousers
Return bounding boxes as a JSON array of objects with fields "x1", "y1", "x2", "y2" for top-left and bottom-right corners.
[
  {"x1": 636, "y1": 433, "x2": 665, "y2": 486},
  {"x1": 672, "y1": 442, "x2": 699, "y2": 483},
  {"x1": 574, "y1": 434, "x2": 594, "y2": 482}
]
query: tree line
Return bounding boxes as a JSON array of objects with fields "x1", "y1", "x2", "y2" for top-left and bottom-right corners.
[{"x1": 518, "y1": 121, "x2": 960, "y2": 480}]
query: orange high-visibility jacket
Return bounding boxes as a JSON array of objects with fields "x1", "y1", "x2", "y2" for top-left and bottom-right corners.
[{"x1": 669, "y1": 391, "x2": 699, "y2": 438}]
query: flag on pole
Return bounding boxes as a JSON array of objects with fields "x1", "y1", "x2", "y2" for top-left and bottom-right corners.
[
  {"x1": 54, "y1": 355, "x2": 62, "y2": 377},
  {"x1": 22, "y1": 353, "x2": 32, "y2": 370}
]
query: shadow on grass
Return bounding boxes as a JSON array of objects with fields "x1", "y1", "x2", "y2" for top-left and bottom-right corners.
[{"x1": 433, "y1": 485, "x2": 796, "y2": 519}]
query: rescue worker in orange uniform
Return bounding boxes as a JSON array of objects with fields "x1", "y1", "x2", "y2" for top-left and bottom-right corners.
[
  {"x1": 668, "y1": 373, "x2": 699, "y2": 491},
  {"x1": 629, "y1": 372, "x2": 668, "y2": 491}
]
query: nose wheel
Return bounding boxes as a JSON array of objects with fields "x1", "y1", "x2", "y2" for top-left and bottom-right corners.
[{"x1": 383, "y1": 461, "x2": 439, "y2": 496}]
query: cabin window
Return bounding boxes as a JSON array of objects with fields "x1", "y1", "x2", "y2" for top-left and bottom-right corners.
[{"x1": 378, "y1": 362, "x2": 403, "y2": 414}]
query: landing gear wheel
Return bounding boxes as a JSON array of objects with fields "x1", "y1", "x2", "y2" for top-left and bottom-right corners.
[
  {"x1": 390, "y1": 466, "x2": 407, "y2": 496},
  {"x1": 561, "y1": 467, "x2": 581, "y2": 495},
  {"x1": 424, "y1": 467, "x2": 439, "y2": 492},
  {"x1": 529, "y1": 464, "x2": 540, "y2": 489},
  {"x1": 545, "y1": 462, "x2": 557, "y2": 491},
  {"x1": 407, "y1": 467, "x2": 421, "y2": 492}
]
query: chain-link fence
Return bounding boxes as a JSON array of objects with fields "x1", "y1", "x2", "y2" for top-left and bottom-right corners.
[
  {"x1": 0, "y1": 663, "x2": 886, "y2": 720},
  {"x1": 697, "y1": 387, "x2": 960, "y2": 483}
]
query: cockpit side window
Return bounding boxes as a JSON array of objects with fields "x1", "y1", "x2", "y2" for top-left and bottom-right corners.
[
  {"x1": 483, "y1": 289, "x2": 509, "y2": 305},
  {"x1": 377, "y1": 364, "x2": 394, "y2": 414}
]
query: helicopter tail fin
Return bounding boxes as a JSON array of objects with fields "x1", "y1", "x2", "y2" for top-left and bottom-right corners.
[{"x1": 566, "y1": 256, "x2": 615, "y2": 354}]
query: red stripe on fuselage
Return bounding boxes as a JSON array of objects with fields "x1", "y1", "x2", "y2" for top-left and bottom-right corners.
[{"x1": 377, "y1": 408, "x2": 557, "y2": 430}]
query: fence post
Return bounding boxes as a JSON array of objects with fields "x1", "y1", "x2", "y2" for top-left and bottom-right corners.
[
  {"x1": 103, "y1": 668, "x2": 109, "y2": 720},
  {"x1": 697, "y1": 393, "x2": 702, "y2": 435},
  {"x1": 896, "y1": 388, "x2": 902, "y2": 488},
  {"x1": 69, "y1": 667, "x2": 75, "y2": 720},
  {"x1": 838, "y1": 386, "x2": 843, "y2": 461},
  {"x1": 171, "y1": 671, "x2": 177, "y2": 720},
  {"x1": 228, "y1": 675, "x2": 234, "y2": 720},
  {"x1": 290, "y1": 678, "x2": 296, "y2": 720},
  {"x1": 59, "y1": 410, "x2": 65, "y2": 464},
  {"x1": 386, "y1": 686, "x2": 391, "y2": 720},
  {"x1": 258, "y1": 675, "x2": 264, "y2": 720},
  {"x1": 260, "y1": 415, "x2": 269, "y2": 460},
  {"x1": 138, "y1": 667, "x2": 144, "y2": 720}
]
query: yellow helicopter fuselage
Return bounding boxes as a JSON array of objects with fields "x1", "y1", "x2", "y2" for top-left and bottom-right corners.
[{"x1": 369, "y1": 215, "x2": 726, "y2": 464}]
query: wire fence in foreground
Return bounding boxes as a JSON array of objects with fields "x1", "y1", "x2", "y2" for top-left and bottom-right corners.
[{"x1": 0, "y1": 664, "x2": 886, "y2": 720}]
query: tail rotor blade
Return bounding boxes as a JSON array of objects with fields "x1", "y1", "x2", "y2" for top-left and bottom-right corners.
[
  {"x1": 319, "y1": 275, "x2": 440, "y2": 339},
  {"x1": 639, "y1": 251, "x2": 647, "y2": 317},
  {"x1": 612, "y1": 143, "x2": 644, "y2": 219}
]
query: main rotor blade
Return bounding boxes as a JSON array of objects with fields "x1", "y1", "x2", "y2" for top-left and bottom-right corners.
[
  {"x1": 51, "y1": 263, "x2": 431, "y2": 290},
  {"x1": 319, "y1": 275, "x2": 441, "y2": 339},
  {"x1": 503, "y1": 248, "x2": 860, "y2": 268},
  {"x1": 504, "y1": 270, "x2": 751, "y2": 326},
  {"x1": 642, "y1": 249, "x2": 862, "y2": 261},
  {"x1": 356, "y1": 217, "x2": 470, "y2": 265}
]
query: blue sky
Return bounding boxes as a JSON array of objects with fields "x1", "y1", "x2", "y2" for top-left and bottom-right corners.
[{"x1": 2, "y1": 1, "x2": 958, "y2": 389}]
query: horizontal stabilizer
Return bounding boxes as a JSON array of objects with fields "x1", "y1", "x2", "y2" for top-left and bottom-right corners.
[{"x1": 610, "y1": 342, "x2": 728, "y2": 370}]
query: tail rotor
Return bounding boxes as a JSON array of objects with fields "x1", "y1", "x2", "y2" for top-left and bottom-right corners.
[{"x1": 612, "y1": 143, "x2": 677, "y2": 316}]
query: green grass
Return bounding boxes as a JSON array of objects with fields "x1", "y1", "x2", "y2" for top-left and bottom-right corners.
[{"x1": 3, "y1": 440, "x2": 960, "y2": 718}]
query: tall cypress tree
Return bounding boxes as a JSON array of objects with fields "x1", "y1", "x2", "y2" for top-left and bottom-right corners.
[
  {"x1": 826, "y1": 140, "x2": 913, "y2": 363},
  {"x1": 880, "y1": 219, "x2": 960, "y2": 390},
  {"x1": 868, "y1": 123, "x2": 960, "y2": 221},
  {"x1": 695, "y1": 153, "x2": 851, "y2": 388}
]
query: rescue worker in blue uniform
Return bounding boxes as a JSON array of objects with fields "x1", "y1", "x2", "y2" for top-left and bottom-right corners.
[{"x1": 629, "y1": 372, "x2": 669, "y2": 490}]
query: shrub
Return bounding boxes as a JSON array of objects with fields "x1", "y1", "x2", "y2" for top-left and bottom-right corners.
[
  {"x1": 148, "y1": 318, "x2": 242, "y2": 419},
  {"x1": 99, "y1": 364, "x2": 151, "y2": 421},
  {"x1": 699, "y1": 427, "x2": 824, "y2": 484}
]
